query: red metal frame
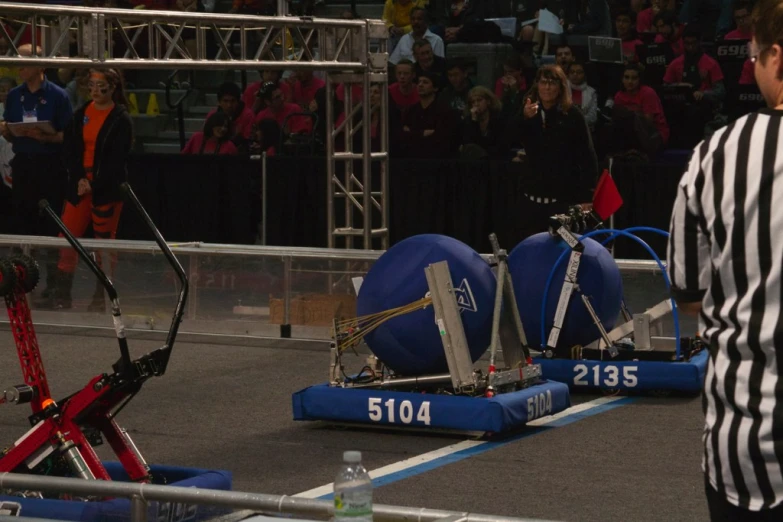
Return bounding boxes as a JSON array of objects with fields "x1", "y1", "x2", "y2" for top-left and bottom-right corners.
[
  {"x1": 0, "y1": 270, "x2": 150, "y2": 483},
  {"x1": 4, "y1": 286, "x2": 51, "y2": 414}
]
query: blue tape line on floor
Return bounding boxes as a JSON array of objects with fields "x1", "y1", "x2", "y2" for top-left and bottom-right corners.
[{"x1": 317, "y1": 396, "x2": 636, "y2": 499}]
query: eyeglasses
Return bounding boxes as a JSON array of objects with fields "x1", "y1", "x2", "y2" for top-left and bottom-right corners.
[{"x1": 538, "y1": 78, "x2": 559, "y2": 87}]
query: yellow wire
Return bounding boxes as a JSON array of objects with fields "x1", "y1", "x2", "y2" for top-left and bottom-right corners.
[{"x1": 334, "y1": 297, "x2": 433, "y2": 352}]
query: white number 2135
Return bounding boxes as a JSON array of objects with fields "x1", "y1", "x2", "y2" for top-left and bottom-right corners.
[{"x1": 573, "y1": 364, "x2": 638, "y2": 388}]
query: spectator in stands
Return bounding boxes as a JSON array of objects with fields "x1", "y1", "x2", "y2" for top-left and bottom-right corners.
[
  {"x1": 663, "y1": 25, "x2": 725, "y2": 104},
  {"x1": 390, "y1": 8, "x2": 445, "y2": 65},
  {"x1": 390, "y1": 60, "x2": 420, "y2": 111},
  {"x1": 413, "y1": 40, "x2": 448, "y2": 89},
  {"x1": 724, "y1": 1, "x2": 752, "y2": 40},
  {"x1": 460, "y1": 86, "x2": 508, "y2": 159},
  {"x1": 739, "y1": 57, "x2": 755, "y2": 84},
  {"x1": 568, "y1": 61, "x2": 598, "y2": 130},
  {"x1": 637, "y1": 0, "x2": 663, "y2": 33},
  {"x1": 610, "y1": 63, "x2": 669, "y2": 154},
  {"x1": 384, "y1": 0, "x2": 428, "y2": 50},
  {"x1": 244, "y1": 70, "x2": 292, "y2": 114},
  {"x1": 566, "y1": 0, "x2": 612, "y2": 36},
  {"x1": 0, "y1": 44, "x2": 72, "y2": 294},
  {"x1": 0, "y1": 77, "x2": 15, "y2": 117},
  {"x1": 442, "y1": 0, "x2": 509, "y2": 43},
  {"x1": 249, "y1": 118, "x2": 280, "y2": 157},
  {"x1": 495, "y1": 54, "x2": 528, "y2": 106},
  {"x1": 616, "y1": 10, "x2": 644, "y2": 63},
  {"x1": 206, "y1": 82, "x2": 255, "y2": 150},
  {"x1": 555, "y1": 46, "x2": 575, "y2": 72},
  {"x1": 400, "y1": 72, "x2": 454, "y2": 158},
  {"x1": 654, "y1": 11, "x2": 684, "y2": 57},
  {"x1": 439, "y1": 60, "x2": 473, "y2": 117},
  {"x1": 292, "y1": 70, "x2": 326, "y2": 109},
  {"x1": 41, "y1": 68, "x2": 132, "y2": 310},
  {"x1": 335, "y1": 84, "x2": 384, "y2": 152},
  {"x1": 514, "y1": 64, "x2": 599, "y2": 238},
  {"x1": 229, "y1": 0, "x2": 274, "y2": 15},
  {"x1": 254, "y1": 81, "x2": 313, "y2": 135},
  {"x1": 65, "y1": 69, "x2": 91, "y2": 112},
  {"x1": 182, "y1": 112, "x2": 238, "y2": 155}
]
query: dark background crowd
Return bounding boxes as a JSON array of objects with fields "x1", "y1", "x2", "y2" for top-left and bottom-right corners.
[{"x1": 0, "y1": 0, "x2": 764, "y2": 254}]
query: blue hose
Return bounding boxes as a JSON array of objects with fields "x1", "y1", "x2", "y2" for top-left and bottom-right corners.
[{"x1": 539, "y1": 227, "x2": 681, "y2": 358}]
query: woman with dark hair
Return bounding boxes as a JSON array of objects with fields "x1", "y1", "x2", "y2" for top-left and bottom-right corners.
[
  {"x1": 38, "y1": 68, "x2": 133, "y2": 310},
  {"x1": 182, "y1": 112, "x2": 238, "y2": 155},
  {"x1": 514, "y1": 64, "x2": 599, "y2": 237}
]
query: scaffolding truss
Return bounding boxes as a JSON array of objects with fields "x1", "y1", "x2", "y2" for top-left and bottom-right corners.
[{"x1": 0, "y1": 1, "x2": 389, "y2": 249}]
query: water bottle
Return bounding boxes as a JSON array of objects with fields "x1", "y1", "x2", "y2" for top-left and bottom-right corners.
[{"x1": 334, "y1": 451, "x2": 373, "y2": 522}]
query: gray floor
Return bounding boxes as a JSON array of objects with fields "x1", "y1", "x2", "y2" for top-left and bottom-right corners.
[{"x1": 0, "y1": 327, "x2": 708, "y2": 522}]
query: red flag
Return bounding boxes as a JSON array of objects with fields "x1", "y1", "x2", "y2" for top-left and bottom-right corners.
[{"x1": 592, "y1": 169, "x2": 623, "y2": 221}]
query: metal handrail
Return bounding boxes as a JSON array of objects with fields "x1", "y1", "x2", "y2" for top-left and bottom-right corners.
[
  {"x1": 0, "y1": 235, "x2": 665, "y2": 272},
  {"x1": 0, "y1": 473, "x2": 557, "y2": 522}
]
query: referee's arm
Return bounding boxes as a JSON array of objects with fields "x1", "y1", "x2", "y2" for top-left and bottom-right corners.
[{"x1": 667, "y1": 155, "x2": 712, "y2": 316}]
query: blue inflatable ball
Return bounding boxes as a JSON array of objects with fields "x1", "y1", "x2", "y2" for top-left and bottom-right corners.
[
  {"x1": 357, "y1": 235, "x2": 496, "y2": 376},
  {"x1": 508, "y1": 232, "x2": 623, "y2": 352}
]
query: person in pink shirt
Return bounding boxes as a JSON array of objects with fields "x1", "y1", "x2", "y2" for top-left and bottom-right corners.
[
  {"x1": 663, "y1": 25, "x2": 726, "y2": 103},
  {"x1": 292, "y1": 70, "x2": 325, "y2": 109},
  {"x1": 204, "y1": 82, "x2": 255, "y2": 150},
  {"x1": 182, "y1": 112, "x2": 238, "y2": 155},
  {"x1": 653, "y1": 11, "x2": 684, "y2": 57},
  {"x1": 389, "y1": 59, "x2": 419, "y2": 111},
  {"x1": 242, "y1": 70, "x2": 292, "y2": 113},
  {"x1": 724, "y1": 2, "x2": 752, "y2": 40},
  {"x1": 616, "y1": 10, "x2": 644, "y2": 63},
  {"x1": 739, "y1": 58, "x2": 756, "y2": 84},
  {"x1": 636, "y1": 0, "x2": 672, "y2": 33},
  {"x1": 254, "y1": 81, "x2": 313, "y2": 135},
  {"x1": 613, "y1": 63, "x2": 669, "y2": 147}
]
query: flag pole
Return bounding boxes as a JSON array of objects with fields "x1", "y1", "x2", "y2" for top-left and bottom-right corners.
[{"x1": 609, "y1": 156, "x2": 615, "y2": 258}]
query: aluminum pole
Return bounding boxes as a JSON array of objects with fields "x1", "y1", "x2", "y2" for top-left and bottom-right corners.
[
  {"x1": 0, "y1": 473, "x2": 556, "y2": 522},
  {"x1": 361, "y1": 23, "x2": 372, "y2": 250}
]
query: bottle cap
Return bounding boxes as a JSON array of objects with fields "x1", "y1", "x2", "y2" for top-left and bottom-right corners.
[{"x1": 343, "y1": 451, "x2": 361, "y2": 463}]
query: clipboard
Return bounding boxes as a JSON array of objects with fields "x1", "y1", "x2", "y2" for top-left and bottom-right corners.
[{"x1": 7, "y1": 121, "x2": 56, "y2": 137}]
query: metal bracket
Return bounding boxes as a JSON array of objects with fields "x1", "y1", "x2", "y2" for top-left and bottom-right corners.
[
  {"x1": 424, "y1": 261, "x2": 477, "y2": 392},
  {"x1": 586, "y1": 299, "x2": 673, "y2": 350}
]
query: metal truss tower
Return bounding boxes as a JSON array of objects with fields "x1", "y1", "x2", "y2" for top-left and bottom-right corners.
[{"x1": 0, "y1": 2, "x2": 389, "y2": 249}]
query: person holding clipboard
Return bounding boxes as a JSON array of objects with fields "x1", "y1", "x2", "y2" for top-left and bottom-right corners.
[
  {"x1": 0, "y1": 44, "x2": 72, "y2": 293},
  {"x1": 38, "y1": 68, "x2": 133, "y2": 310}
]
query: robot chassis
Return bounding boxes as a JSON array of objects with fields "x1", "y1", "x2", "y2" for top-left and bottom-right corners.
[
  {"x1": 536, "y1": 206, "x2": 707, "y2": 393},
  {"x1": 326, "y1": 206, "x2": 707, "y2": 400},
  {"x1": 0, "y1": 184, "x2": 188, "y2": 497},
  {"x1": 329, "y1": 233, "x2": 541, "y2": 399}
]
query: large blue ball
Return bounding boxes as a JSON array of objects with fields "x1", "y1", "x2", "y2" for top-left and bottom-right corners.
[
  {"x1": 508, "y1": 232, "x2": 623, "y2": 352},
  {"x1": 357, "y1": 235, "x2": 496, "y2": 376}
]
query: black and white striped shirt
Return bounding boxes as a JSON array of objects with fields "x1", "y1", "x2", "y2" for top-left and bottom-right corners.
[{"x1": 668, "y1": 108, "x2": 783, "y2": 510}]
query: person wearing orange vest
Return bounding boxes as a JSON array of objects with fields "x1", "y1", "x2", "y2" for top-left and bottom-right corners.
[{"x1": 37, "y1": 69, "x2": 133, "y2": 310}]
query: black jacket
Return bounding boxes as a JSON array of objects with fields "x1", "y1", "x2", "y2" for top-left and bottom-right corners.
[
  {"x1": 63, "y1": 102, "x2": 133, "y2": 206},
  {"x1": 517, "y1": 104, "x2": 598, "y2": 204}
]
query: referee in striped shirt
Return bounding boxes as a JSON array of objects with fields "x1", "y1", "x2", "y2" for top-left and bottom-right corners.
[{"x1": 667, "y1": 1, "x2": 783, "y2": 519}]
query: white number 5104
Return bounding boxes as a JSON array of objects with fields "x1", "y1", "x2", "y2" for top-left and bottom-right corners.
[
  {"x1": 368, "y1": 398, "x2": 431, "y2": 425},
  {"x1": 574, "y1": 364, "x2": 638, "y2": 388}
]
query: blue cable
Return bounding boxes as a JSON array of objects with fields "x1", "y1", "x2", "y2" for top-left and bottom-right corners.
[{"x1": 539, "y1": 227, "x2": 681, "y2": 358}]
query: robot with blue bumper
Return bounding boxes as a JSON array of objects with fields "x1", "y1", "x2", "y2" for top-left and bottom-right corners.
[
  {"x1": 512, "y1": 206, "x2": 709, "y2": 394},
  {"x1": 292, "y1": 234, "x2": 572, "y2": 436}
]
